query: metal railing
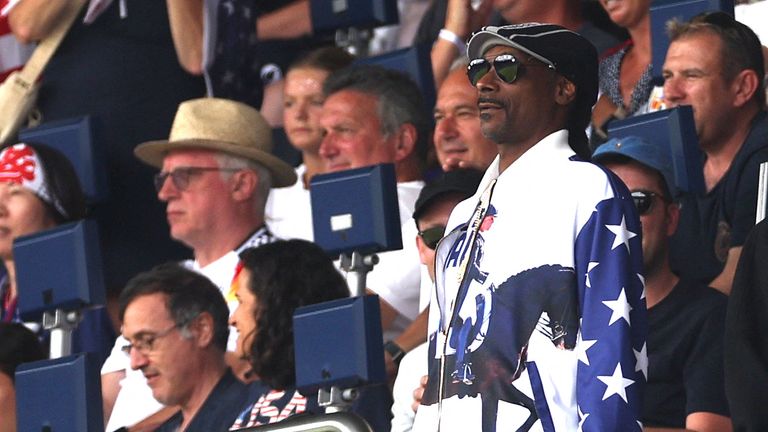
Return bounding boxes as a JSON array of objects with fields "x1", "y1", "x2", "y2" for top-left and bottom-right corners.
[
  {"x1": 235, "y1": 412, "x2": 373, "y2": 432},
  {"x1": 756, "y1": 161, "x2": 768, "y2": 223}
]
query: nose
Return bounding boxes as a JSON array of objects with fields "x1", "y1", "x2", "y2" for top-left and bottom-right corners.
[
  {"x1": 662, "y1": 75, "x2": 684, "y2": 106},
  {"x1": 435, "y1": 115, "x2": 459, "y2": 143},
  {"x1": 318, "y1": 133, "x2": 338, "y2": 162},
  {"x1": 0, "y1": 187, "x2": 9, "y2": 215},
  {"x1": 156, "y1": 173, "x2": 178, "y2": 202},
  {"x1": 475, "y1": 67, "x2": 498, "y2": 94},
  {"x1": 129, "y1": 346, "x2": 149, "y2": 371},
  {"x1": 294, "y1": 100, "x2": 309, "y2": 120},
  {"x1": 228, "y1": 307, "x2": 239, "y2": 328}
]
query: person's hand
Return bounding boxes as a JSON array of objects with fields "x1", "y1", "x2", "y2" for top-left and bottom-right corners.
[
  {"x1": 411, "y1": 374, "x2": 428, "y2": 412},
  {"x1": 444, "y1": 0, "x2": 495, "y2": 40},
  {"x1": 441, "y1": 156, "x2": 490, "y2": 172}
]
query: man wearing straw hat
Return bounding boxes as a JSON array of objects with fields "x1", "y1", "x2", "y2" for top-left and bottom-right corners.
[{"x1": 100, "y1": 97, "x2": 296, "y2": 432}]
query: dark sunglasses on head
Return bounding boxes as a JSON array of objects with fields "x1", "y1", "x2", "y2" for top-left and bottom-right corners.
[
  {"x1": 419, "y1": 225, "x2": 446, "y2": 250},
  {"x1": 631, "y1": 190, "x2": 667, "y2": 216},
  {"x1": 467, "y1": 53, "x2": 555, "y2": 86}
]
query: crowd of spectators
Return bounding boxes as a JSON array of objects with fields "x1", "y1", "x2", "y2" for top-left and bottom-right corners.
[{"x1": 0, "y1": 0, "x2": 767, "y2": 431}]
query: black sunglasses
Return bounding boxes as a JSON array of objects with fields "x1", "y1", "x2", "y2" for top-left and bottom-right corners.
[
  {"x1": 467, "y1": 53, "x2": 555, "y2": 86},
  {"x1": 154, "y1": 166, "x2": 241, "y2": 192},
  {"x1": 631, "y1": 190, "x2": 667, "y2": 216},
  {"x1": 419, "y1": 225, "x2": 446, "y2": 250}
]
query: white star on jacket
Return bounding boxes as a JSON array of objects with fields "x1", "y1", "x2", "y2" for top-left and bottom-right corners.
[
  {"x1": 606, "y1": 216, "x2": 637, "y2": 252},
  {"x1": 597, "y1": 363, "x2": 635, "y2": 402},
  {"x1": 634, "y1": 343, "x2": 648, "y2": 380},
  {"x1": 602, "y1": 288, "x2": 633, "y2": 326}
]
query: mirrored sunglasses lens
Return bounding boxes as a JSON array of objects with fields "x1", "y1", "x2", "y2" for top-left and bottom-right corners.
[
  {"x1": 421, "y1": 226, "x2": 446, "y2": 250},
  {"x1": 632, "y1": 192, "x2": 652, "y2": 215},
  {"x1": 468, "y1": 59, "x2": 490, "y2": 86},
  {"x1": 494, "y1": 59, "x2": 519, "y2": 84}
]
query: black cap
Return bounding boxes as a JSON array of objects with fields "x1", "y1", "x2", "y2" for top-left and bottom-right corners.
[
  {"x1": 413, "y1": 169, "x2": 484, "y2": 221},
  {"x1": 467, "y1": 23, "x2": 598, "y2": 130}
]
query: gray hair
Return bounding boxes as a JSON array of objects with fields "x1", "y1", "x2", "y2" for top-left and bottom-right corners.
[
  {"x1": 215, "y1": 152, "x2": 273, "y2": 216},
  {"x1": 323, "y1": 65, "x2": 430, "y2": 161}
]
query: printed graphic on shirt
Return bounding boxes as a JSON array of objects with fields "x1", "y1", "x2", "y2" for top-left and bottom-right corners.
[
  {"x1": 421, "y1": 183, "x2": 646, "y2": 432},
  {"x1": 230, "y1": 389, "x2": 308, "y2": 430}
]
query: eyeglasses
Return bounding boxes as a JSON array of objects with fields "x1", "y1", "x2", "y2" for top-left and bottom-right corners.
[
  {"x1": 121, "y1": 323, "x2": 181, "y2": 356},
  {"x1": 467, "y1": 54, "x2": 555, "y2": 86},
  {"x1": 418, "y1": 225, "x2": 446, "y2": 250},
  {"x1": 631, "y1": 190, "x2": 667, "y2": 216},
  {"x1": 154, "y1": 167, "x2": 241, "y2": 192}
]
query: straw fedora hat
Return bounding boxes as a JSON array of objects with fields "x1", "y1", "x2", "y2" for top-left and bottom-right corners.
[{"x1": 134, "y1": 98, "x2": 297, "y2": 187}]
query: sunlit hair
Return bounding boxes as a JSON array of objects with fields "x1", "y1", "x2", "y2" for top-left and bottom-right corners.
[
  {"x1": 667, "y1": 11, "x2": 765, "y2": 108},
  {"x1": 215, "y1": 152, "x2": 272, "y2": 217},
  {"x1": 288, "y1": 45, "x2": 355, "y2": 74},
  {"x1": 323, "y1": 64, "x2": 431, "y2": 162}
]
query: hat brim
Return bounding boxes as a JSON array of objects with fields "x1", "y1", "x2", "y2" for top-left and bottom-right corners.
[
  {"x1": 467, "y1": 30, "x2": 553, "y2": 67},
  {"x1": 134, "y1": 138, "x2": 297, "y2": 188}
]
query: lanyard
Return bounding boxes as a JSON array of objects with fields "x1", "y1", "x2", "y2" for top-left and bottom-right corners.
[{"x1": 436, "y1": 178, "x2": 496, "y2": 428}]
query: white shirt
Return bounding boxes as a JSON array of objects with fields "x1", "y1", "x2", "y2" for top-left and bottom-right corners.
[
  {"x1": 102, "y1": 228, "x2": 273, "y2": 432},
  {"x1": 265, "y1": 164, "x2": 314, "y2": 241}
]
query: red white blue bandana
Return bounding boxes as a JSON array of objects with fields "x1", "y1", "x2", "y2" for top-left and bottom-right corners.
[{"x1": 0, "y1": 143, "x2": 67, "y2": 219}]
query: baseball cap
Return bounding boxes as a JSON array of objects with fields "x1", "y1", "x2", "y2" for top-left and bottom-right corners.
[
  {"x1": 466, "y1": 23, "x2": 598, "y2": 129},
  {"x1": 592, "y1": 136, "x2": 677, "y2": 198},
  {"x1": 413, "y1": 169, "x2": 484, "y2": 221}
]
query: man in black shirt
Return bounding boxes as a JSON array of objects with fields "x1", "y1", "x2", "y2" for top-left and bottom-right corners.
[{"x1": 594, "y1": 136, "x2": 731, "y2": 431}]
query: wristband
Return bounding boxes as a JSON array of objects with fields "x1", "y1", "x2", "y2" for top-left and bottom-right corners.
[
  {"x1": 384, "y1": 340, "x2": 406, "y2": 366},
  {"x1": 438, "y1": 28, "x2": 467, "y2": 56}
]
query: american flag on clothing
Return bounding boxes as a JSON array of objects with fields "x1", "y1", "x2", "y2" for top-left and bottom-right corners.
[{"x1": 573, "y1": 173, "x2": 647, "y2": 431}]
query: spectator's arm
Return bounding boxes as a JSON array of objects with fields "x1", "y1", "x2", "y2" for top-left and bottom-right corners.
[
  {"x1": 101, "y1": 370, "x2": 125, "y2": 426},
  {"x1": 394, "y1": 306, "x2": 429, "y2": 353},
  {"x1": 384, "y1": 307, "x2": 429, "y2": 382},
  {"x1": 709, "y1": 246, "x2": 741, "y2": 295},
  {"x1": 166, "y1": 0, "x2": 204, "y2": 75},
  {"x1": 686, "y1": 412, "x2": 733, "y2": 432},
  {"x1": 0, "y1": 373, "x2": 16, "y2": 432},
  {"x1": 260, "y1": 79, "x2": 285, "y2": 128},
  {"x1": 7, "y1": 0, "x2": 68, "y2": 43},
  {"x1": 256, "y1": 0, "x2": 311, "y2": 40},
  {"x1": 644, "y1": 411, "x2": 732, "y2": 431},
  {"x1": 431, "y1": 0, "x2": 493, "y2": 88},
  {"x1": 376, "y1": 292, "x2": 399, "y2": 332}
]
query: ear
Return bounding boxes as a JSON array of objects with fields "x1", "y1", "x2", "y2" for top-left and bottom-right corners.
[
  {"x1": 730, "y1": 69, "x2": 760, "y2": 108},
  {"x1": 554, "y1": 77, "x2": 577, "y2": 107},
  {"x1": 415, "y1": 233, "x2": 430, "y2": 266},
  {"x1": 231, "y1": 170, "x2": 258, "y2": 201},
  {"x1": 393, "y1": 123, "x2": 418, "y2": 163},
  {"x1": 190, "y1": 312, "x2": 215, "y2": 348},
  {"x1": 665, "y1": 202, "x2": 680, "y2": 238}
]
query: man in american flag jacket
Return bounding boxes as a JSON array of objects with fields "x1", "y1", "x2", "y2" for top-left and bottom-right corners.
[{"x1": 412, "y1": 23, "x2": 647, "y2": 431}]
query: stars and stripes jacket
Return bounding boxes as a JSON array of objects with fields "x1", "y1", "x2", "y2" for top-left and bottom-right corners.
[{"x1": 413, "y1": 130, "x2": 647, "y2": 431}]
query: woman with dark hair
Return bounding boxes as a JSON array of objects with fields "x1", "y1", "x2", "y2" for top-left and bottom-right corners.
[
  {"x1": 229, "y1": 240, "x2": 391, "y2": 430},
  {"x1": 264, "y1": 46, "x2": 354, "y2": 241},
  {"x1": 0, "y1": 322, "x2": 46, "y2": 432},
  {"x1": 0, "y1": 142, "x2": 115, "y2": 361}
]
